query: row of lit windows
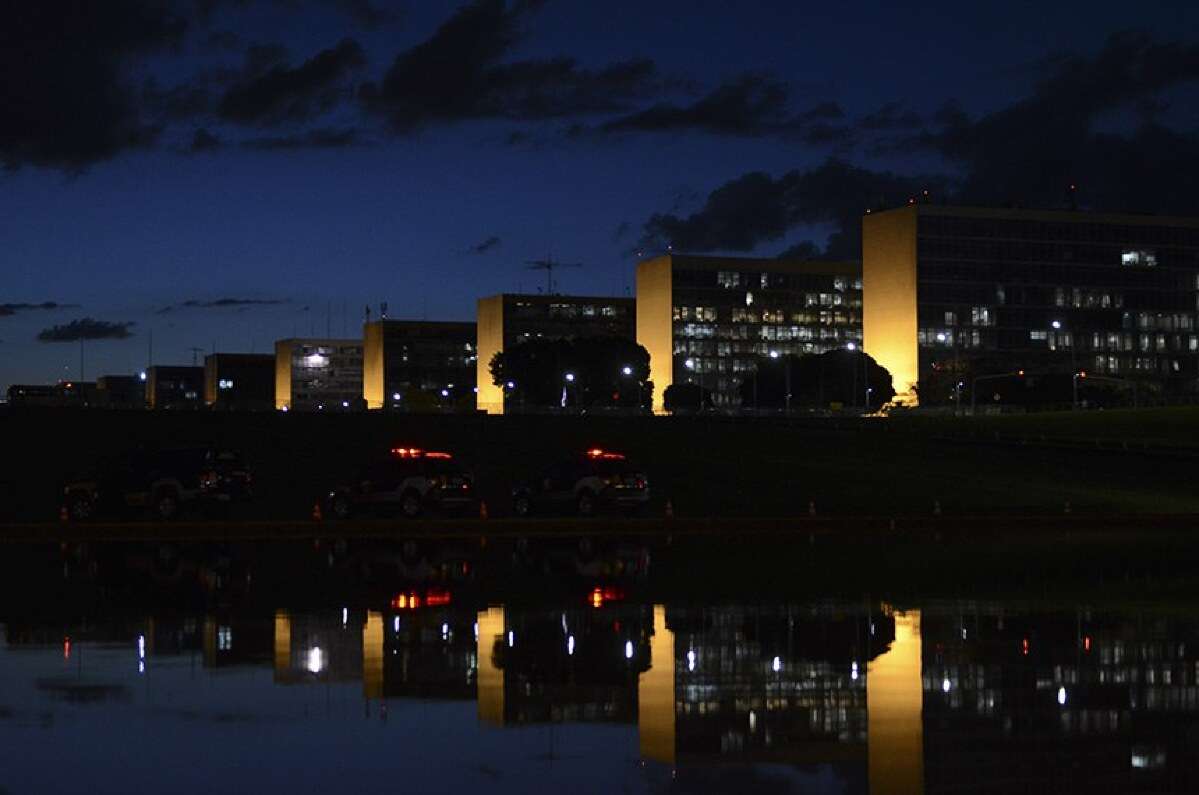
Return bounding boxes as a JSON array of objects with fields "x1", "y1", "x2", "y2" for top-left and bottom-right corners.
[
  {"x1": 711, "y1": 271, "x2": 861, "y2": 291},
  {"x1": 678, "y1": 321, "x2": 856, "y2": 340}
]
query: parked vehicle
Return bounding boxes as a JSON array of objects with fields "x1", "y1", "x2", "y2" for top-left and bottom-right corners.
[
  {"x1": 325, "y1": 447, "x2": 475, "y2": 519},
  {"x1": 511, "y1": 449, "x2": 649, "y2": 517},
  {"x1": 62, "y1": 447, "x2": 253, "y2": 522}
]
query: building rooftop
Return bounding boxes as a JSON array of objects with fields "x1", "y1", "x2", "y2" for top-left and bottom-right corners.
[{"x1": 866, "y1": 203, "x2": 1199, "y2": 228}]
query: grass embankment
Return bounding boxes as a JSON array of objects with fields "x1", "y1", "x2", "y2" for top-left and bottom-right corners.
[{"x1": 1, "y1": 406, "x2": 1197, "y2": 523}]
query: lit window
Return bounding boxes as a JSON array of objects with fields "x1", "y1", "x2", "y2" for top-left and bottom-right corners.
[
  {"x1": 1029, "y1": 330, "x2": 1048, "y2": 341},
  {"x1": 218, "y1": 379, "x2": 234, "y2": 390},
  {"x1": 1121, "y1": 250, "x2": 1157, "y2": 267}
]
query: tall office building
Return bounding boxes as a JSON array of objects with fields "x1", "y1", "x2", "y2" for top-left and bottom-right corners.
[
  {"x1": 863, "y1": 204, "x2": 1199, "y2": 405},
  {"x1": 204, "y1": 353, "x2": 275, "y2": 410},
  {"x1": 636, "y1": 254, "x2": 862, "y2": 410},
  {"x1": 476, "y1": 293, "x2": 635, "y2": 413},
  {"x1": 274, "y1": 338, "x2": 364, "y2": 411},
  {"x1": 146, "y1": 366, "x2": 204, "y2": 409},
  {"x1": 362, "y1": 320, "x2": 476, "y2": 410}
]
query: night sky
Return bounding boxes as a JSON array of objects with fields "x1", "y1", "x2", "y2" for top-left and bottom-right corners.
[{"x1": 2, "y1": 0, "x2": 1198, "y2": 392}]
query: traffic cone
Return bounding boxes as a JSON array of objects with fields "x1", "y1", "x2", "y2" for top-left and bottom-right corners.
[
  {"x1": 1064, "y1": 501, "x2": 1072, "y2": 514},
  {"x1": 664, "y1": 499, "x2": 674, "y2": 519},
  {"x1": 60, "y1": 505, "x2": 69, "y2": 523},
  {"x1": 808, "y1": 500, "x2": 816, "y2": 516},
  {"x1": 312, "y1": 501, "x2": 323, "y2": 521},
  {"x1": 479, "y1": 500, "x2": 489, "y2": 519},
  {"x1": 933, "y1": 500, "x2": 942, "y2": 515}
]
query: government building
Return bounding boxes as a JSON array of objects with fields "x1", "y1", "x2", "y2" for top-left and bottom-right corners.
[
  {"x1": 863, "y1": 204, "x2": 1199, "y2": 404},
  {"x1": 636, "y1": 254, "x2": 862, "y2": 410}
]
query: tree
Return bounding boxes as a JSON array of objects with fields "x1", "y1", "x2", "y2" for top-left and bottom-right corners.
[
  {"x1": 490, "y1": 336, "x2": 651, "y2": 409},
  {"x1": 663, "y1": 383, "x2": 713, "y2": 413},
  {"x1": 738, "y1": 349, "x2": 895, "y2": 409}
]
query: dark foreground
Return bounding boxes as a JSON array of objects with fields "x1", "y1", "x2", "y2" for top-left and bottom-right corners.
[{"x1": 4, "y1": 526, "x2": 1199, "y2": 793}]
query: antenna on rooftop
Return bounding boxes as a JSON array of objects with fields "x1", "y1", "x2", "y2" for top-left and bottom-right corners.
[
  {"x1": 525, "y1": 257, "x2": 582, "y2": 295},
  {"x1": 187, "y1": 347, "x2": 205, "y2": 366}
]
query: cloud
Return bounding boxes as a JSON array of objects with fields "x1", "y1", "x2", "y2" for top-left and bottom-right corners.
[
  {"x1": 0, "y1": 302, "x2": 80, "y2": 317},
  {"x1": 468, "y1": 235, "x2": 502, "y2": 254},
  {"x1": 36, "y1": 319, "x2": 135, "y2": 342},
  {"x1": 640, "y1": 160, "x2": 942, "y2": 258},
  {"x1": 322, "y1": 0, "x2": 396, "y2": 29},
  {"x1": 362, "y1": 0, "x2": 657, "y2": 130},
  {"x1": 219, "y1": 38, "x2": 366, "y2": 125},
  {"x1": 157, "y1": 297, "x2": 290, "y2": 314},
  {"x1": 896, "y1": 31, "x2": 1199, "y2": 212},
  {"x1": 240, "y1": 127, "x2": 361, "y2": 149},
  {"x1": 189, "y1": 127, "x2": 223, "y2": 152},
  {"x1": 858, "y1": 101, "x2": 922, "y2": 131},
  {"x1": 0, "y1": 2, "x2": 188, "y2": 170}
]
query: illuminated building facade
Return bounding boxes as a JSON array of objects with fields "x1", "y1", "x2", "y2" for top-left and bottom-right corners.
[
  {"x1": 203, "y1": 353, "x2": 274, "y2": 410},
  {"x1": 636, "y1": 254, "x2": 862, "y2": 410},
  {"x1": 273, "y1": 338, "x2": 363, "y2": 411},
  {"x1": 476, "y1": 293, "x2": 635, "y2": 413},
  {"x1": 863, "y1": 205, "x2": 1199, "y2": 405},
  {"x1": 146, "y1": 366, "x2": 204, "y2": 409},
  {"x1": 363, "y1": 320, "x2": 476, "y2": 410}
]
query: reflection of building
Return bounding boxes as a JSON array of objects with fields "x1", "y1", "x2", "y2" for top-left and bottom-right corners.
[
  {"x1": 274, "y1": 338, "x2": 363, "y2": 411},
  {"x1": 476, "y1": 294, "x2": 635, "y2": 413},
  {"x1": 363, "y1": 320, "x2": 476, "y2": 410},
  {"x1": 868, "y1": 609, "x2": 922, "y2": 795},
  {"x1": 203, "y1": 353, "x2": 275, "y2": 410},
  {"x1": 5, "y1": 381, "x2": 99, "y2": 407},
  {"x1": 637, "y1": 254, "x2": 863, "y2": 409},
  {"x1": 271, "y1": 610, "x2": 363, "y2": 684},
  {"x1": 863, "y1": 205, "x2": 1199, "y2": 405},
  {"x1": 146, "y1": 366, "x2": 204, "y2": 409}
]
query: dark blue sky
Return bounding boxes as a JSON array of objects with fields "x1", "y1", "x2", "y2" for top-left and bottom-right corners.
[{"x1": 2, "y1": 0, "x2": 1198, "y2": 391}]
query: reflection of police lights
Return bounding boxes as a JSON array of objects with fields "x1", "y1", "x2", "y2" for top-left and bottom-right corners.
[
  {"x1": 307, "y1": 647, "x2": 324, "y2": 674},
  {"x1": 138, "y1": 634, "x2": 146, "y2": 674},
  {"x1": 687, "y1": 649, "x2": 696, "y2": 671}
]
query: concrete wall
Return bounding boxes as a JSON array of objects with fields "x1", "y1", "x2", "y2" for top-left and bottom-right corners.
[
  {"x1": 863, "y1": 207, "x2": 920, "y2": 404},
  {"x1": 476, "y1": 296, "x2": 505, "y2": 414},
  {"x1": 636, "y1": 256, "x2": 674, "y2": 413},
  {"x1": 362, "y1": 322, "x2": 386, "y2": 410}
]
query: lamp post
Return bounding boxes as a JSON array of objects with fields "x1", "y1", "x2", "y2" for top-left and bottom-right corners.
[
  {"x1": 769, "y1": 349, "x2": 790, "y2": 414},
  {"x1": 564, "y1": 372, "x2": 576, "y2": 411},
  {"x1": 1072, "y1": 370, "x2": 1084, "y2": 409},
  {"x1": 1053, "y1": 320, "x2": 1078, "y2": 408},
  {"x1": 684, "y1": 357, "x2": 703, "y2": 411}
]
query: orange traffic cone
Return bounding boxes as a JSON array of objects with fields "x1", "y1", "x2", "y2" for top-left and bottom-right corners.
[
  {"x1": 664, "y1": 499, "x2": 674, "y2": 519},
  {"x1": 60, "y1": 505, "x2": 69, "y2": 523},
  {"x1": 479, "y1": 500, "x2": 489, "y2": 519},
  {"x1": 312, "y1": 501, "x2": 323, "y2": 521}
]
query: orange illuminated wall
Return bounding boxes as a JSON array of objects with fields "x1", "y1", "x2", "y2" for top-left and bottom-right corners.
[
  {"x1": 863, "y1": 207, "x2": 920, "y2": 405},
  {"x1": 475, "y1": 296, "x2": 505, "y2": 414},
  {"x1": 362, "y1": 611, "x2": 383, "y2": 700},
  {"x1": 476, "y1": 607, "x2": 505, "y2": 726},
  {"x1": 636, "y1": 256, "x2": 674, "y2": 413},
  {"x1": 274, "y1": 341, "x2": 292, "y2": 410},
  {"x1": 867, "y1": 609, "x2": 923, "y2": 795},
  {"x1": 273, "y1": 610, "x2": 291, "y2": 681},
  {"x1": 638, "y1": 605, "x2": 676, "y2": 764},
  {"x1": 362, "y1": 321, "x2": 386, "y2": 409}
]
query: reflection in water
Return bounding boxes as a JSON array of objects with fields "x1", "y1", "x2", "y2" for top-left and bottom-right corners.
[
  {"x1": 10, "y1": 597, "x2": 1199, "y2": 792},
  {"x1": 868, "y1": 609, "x2": 923, "y2": 795}
]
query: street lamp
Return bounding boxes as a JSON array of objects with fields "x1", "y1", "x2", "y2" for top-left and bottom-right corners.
[
  {"x1": 769, "y1": 350, "x2": 791, "y2": 413},
  {"x1": 1052, "y1": 320, "x2": 1077, "y2": 406},
  {"x1": 620, "y1": 365, "x2": 642, "y2": 409}
]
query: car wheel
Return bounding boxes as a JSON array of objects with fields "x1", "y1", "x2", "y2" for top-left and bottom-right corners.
[
  {"x1": 331, "y1": 494, "x2": 352, "y2": 520},
  {"x1": 153, "y1": 490, "x2": 180, "y2": 521},
  {"x1": 513, "y1": 494, "x2": 532, "y2": 517},
  {"x1": 576, "y1": 490, "x2": 596, "y2": 517},
  {"x1": 66, "y1": 493, "x2": 93, "y2": 522},
  {"x1": 401, "y1": 490, "x2": 423, "y2": 518}
]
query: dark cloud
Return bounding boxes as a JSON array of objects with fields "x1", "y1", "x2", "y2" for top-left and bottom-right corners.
[
  {"x1": 859, "y1": 101, "x2": 922, "y2": 131},
  {"x1": 240, "y1": 127, "x2": 361, "y2": 149},
  {"x1": 36, "y1": 319, "x2": 135, "y2": 342},
  {"x1": 219, "y1": 38, "x2": 366, "y2": 125},
  {"x1": 903, "y1": 31, "x2": 1199, "y2": 212},
  {"x1": 599, "y1": 76, "x2": 850, "y2": 141},
  {"x1": 640, "y1": 160, "x2": 941, "y2": 258},
  {"x1": 322, "y1": 0, "x2": 396, "y2": 29},
  {"x1": 157, "y1": 297, "x2": 289, "y2": 314},
  {"x1": 0, "y1": 302, "x2": 80, "y2": 317},
  {"x1": 468, "y1": 235, "x2": 502, "y2": 254},
  {"x1": 205, "y1": 30, "x2": 242, "y2": 51},
  {"x1": 0, "y1": 1, "x2": 188, "y2": 170},
  {"x1": 142, "y1": 79, "x2": 212, "y2": 121},
  {"x1": 776, "y1": 240, "x2": 822, "y2": 260},
  {"x1": 362, "y1": 0, "x2": 657, "y2": 130},
  {"x1": 189, "y1": 127, "x2": 222, "y2": 152}
]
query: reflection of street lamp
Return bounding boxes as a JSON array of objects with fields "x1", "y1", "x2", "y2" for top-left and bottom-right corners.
[
  {"x1": 769, "y1": 350, "x2": 791, "y2": 413},
  {"x1": 935, "y1": 332, "x2": 962, "y2": 414},
  {"x1": 563, "y1": 372, "x2": 576, "y2": 410}
]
